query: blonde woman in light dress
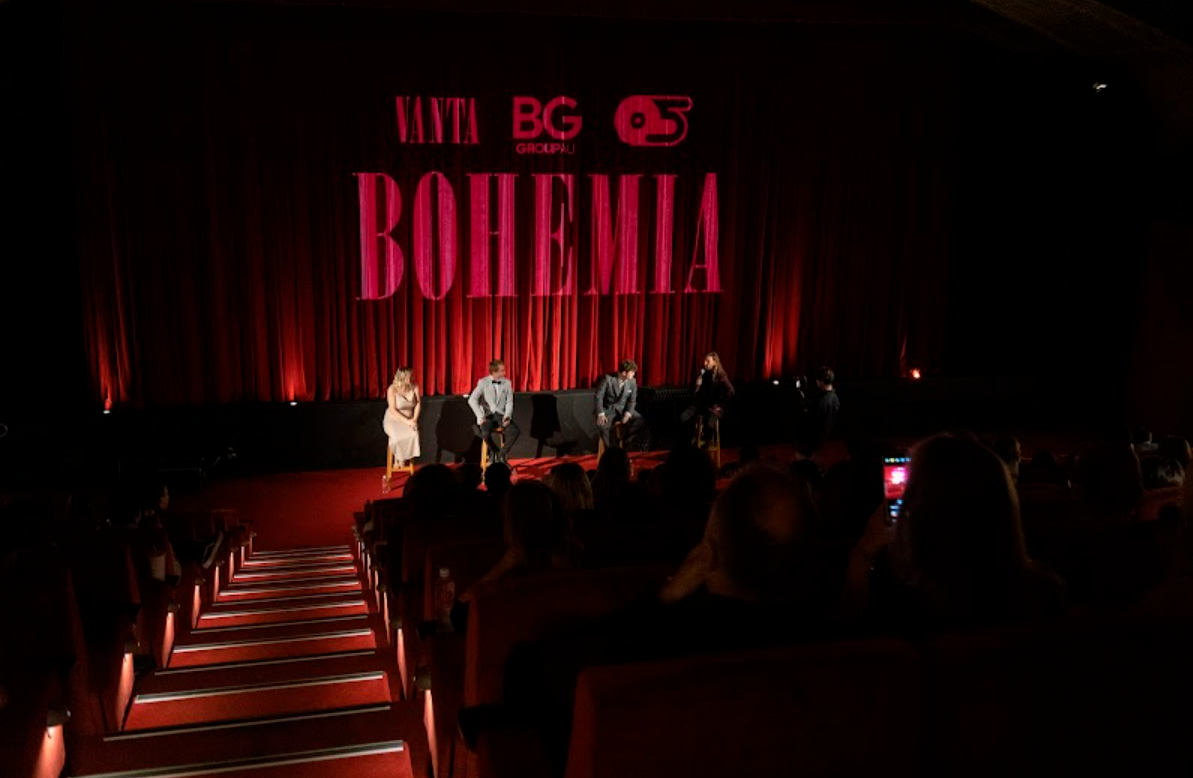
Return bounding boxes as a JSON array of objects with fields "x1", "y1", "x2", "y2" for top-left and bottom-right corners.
[{"x1": 384, "y1": 368, "x2": 421, "y2": 468}]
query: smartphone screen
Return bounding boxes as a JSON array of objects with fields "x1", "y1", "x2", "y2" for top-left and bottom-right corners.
[{"x1": 883, "y1": 456, "x2": 911, "y2": 525}]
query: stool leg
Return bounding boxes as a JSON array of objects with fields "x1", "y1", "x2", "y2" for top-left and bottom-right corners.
[{"x1": 481, "y1": 440, "x2": 489, "y2": 473}]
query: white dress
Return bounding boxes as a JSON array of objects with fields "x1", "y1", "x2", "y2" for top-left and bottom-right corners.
[{"x1": 383, "y1": 388, "x2": 421, "y2": 462}]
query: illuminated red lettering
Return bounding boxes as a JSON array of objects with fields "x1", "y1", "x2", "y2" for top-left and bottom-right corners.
[{"x1": 355, "y1": 173, "x2": 403, "y2": 300}]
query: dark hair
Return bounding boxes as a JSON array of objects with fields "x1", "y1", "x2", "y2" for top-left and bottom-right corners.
[
  {"x1": 456, "y1": 463, "x2": 484, "y2": 490},
  {"x1": 990, "y1": 436, "x2": 1022, "y2": 467},
  {"x1": 1141, "y1": 456, "x2": 1184, "y2": 490},
  {"x1": 1156, "y1": 436, "x2": 1192, "y2": 470},
  {"x1": 660, "y1": 444, "x2": 717, "y2": 508},
  {"x1": 483, "y1": 462, "x2": 512, "y2": 498},
  {"x1": 544, "y1": 462, "x2": 594, "y2": 513},
  {"x1": 710, "y1": 462, "x2": 822, "y2": 601},
  {"x1": 619, "y1": 359, "x2": 638, "y2": 374},
  {"x1": 788, "y1": 459, "x2": 824, "y2": 495},
  {"x1": 816, "y1": 366, "x2": 835, "y2": 386},
  {"x1": 502, "y1": 481, "x2": 567, "y2": 568},
  {"x1": 894, "y1": 434, "x2": 1030, "y2": 595},
  {"x1": 592, "y1": 447, "x2": 631, "y2": 507},
  {"x1": 488, "y1": 359, "x2": 505, "y2": 373},
  {"x1": 405, "y1": 465, "x2": 457, "y2": 517},
  {"x1": 1131, "y1": 427, "x2": 1153, "y2": 446}
]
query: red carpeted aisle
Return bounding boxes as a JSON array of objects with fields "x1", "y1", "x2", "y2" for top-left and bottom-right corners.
[{"x1": 70, "y1": 542, "x2": 427, "y2": 778}]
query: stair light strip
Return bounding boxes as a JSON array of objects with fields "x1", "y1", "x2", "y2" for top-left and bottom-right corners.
[
  {"x1": 103, "y1": 703, "x2": 393, "y2": 741},
  {"x1": 192, "y1": 615, "x2": 369, "y2": 635},
  {"x1": 79, "y1": 740, "x2": 406, "y2": 778},
  {"x1": 152, "y1": 650, "x2": 376, "y2": 677},
  {"x1": 171, "y1": 629, "x2": 373, "y2": 652},
  {"x1": 198, "y1": 600, "x2": 366, "y2": 620},
  {"x1": 134, "y1": 671, "x2": 385, "y2": 703}
]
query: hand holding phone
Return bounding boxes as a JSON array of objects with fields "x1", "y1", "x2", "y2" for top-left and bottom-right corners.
[{"x1": 883, "y1": 456, "x2": 911, "y2": 526}]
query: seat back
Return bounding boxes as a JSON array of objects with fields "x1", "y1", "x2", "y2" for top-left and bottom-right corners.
[
  {"x1": 928, "y1": 611, "x2": 1193, "y2": 776},
  {"x1": 422, "y1": 542, "x2": 505, "y2": 624},
  {"x1": 464, "y1": 565, "x2": 670, "y2": 706},
  {"x1": 565, "y1": 638, "x2": 926, "y2": 778}
]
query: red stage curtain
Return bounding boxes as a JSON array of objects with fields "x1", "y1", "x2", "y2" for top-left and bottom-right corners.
[{"x1": 74, "y1": 7, "x2": 955, "y2": 406}]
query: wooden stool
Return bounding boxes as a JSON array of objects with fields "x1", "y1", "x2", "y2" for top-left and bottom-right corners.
[
  {"x1": 695, "y1": 415, "x2": 722, "y2": 469},
  {"x1": 481, "y1": 428, "x2": 506, "y2": 473},
  {"x1": 597, "y1": 421, "x2": 626, "y2": 461},
  {"x1": 383, "y1": 448, "x2": 415, "y2": 493}
]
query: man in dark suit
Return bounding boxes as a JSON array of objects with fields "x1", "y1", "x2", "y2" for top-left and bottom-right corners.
[{"x1": 594, "y1": 359, "x2": 647, "y2": 450}]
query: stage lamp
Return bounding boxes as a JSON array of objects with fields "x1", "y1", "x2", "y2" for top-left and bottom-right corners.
[
  {"x1": 103, "y1": 410, "x2": 111, "y2": 415},
  {"x1": 289, "y1": 401, "x2": 298, "y2": 407},
  {"x1": 772, "y1": 379, "x2": 781, "y2": 386},
  {"x1": 910, "y1": 368, "x2": 922, "y2": 380}
]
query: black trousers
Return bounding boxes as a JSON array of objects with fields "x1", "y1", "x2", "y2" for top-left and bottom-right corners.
[
  {"x1": 680, "y1": 405, "x2": 720, "y2": 442},
  {"x1": 474, "y1": 413, "x2": 520, "y2": 459},
  {"x1": 599, "y1": 410, "x2": 646, "y2": 449}
]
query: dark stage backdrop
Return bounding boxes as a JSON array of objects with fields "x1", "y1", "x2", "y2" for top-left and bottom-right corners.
[{"x1": 74, "y1": 6, "x2": 958, "y2": 407}]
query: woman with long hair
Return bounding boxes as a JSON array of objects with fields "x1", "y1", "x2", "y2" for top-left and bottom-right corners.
[
  {"x1": 845, "y1": 433, "x2": 1064, "y2": 634},
  {"x1": 383, "y1": 367, "x2": 421, "y2": 469},
  {"x1": 679, "y1": 351, "x2": 735, "y2": 444}
]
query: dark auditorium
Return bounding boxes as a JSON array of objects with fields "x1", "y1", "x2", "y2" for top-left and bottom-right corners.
[{"x1": 4, "y1": 1, "x2": 1193, "y2": 776}]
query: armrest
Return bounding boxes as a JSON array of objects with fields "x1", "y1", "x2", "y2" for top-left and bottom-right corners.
[{"x1": 457, "y1": 703, "x2": 508, "y2": 751}]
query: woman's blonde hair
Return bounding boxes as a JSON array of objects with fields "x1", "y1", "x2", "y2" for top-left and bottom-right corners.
[{"x1": 391, "y1": 368, "x2": 413, "y2": 392}]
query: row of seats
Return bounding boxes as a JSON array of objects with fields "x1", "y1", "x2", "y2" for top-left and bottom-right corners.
[
  {"x1": 0, "y1": 508, "x2": 251, "y2": 778},
  {"x1": 349, "y1": 520, "x2": 1193, "y2": 778}
]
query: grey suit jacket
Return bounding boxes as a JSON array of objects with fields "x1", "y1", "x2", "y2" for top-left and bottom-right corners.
[
  {"x1": 469, "y1": 376, "x2": 514, "y2": 422},
  {"x1": 594, "y1": 374, "x2": 638, "y2": 419}
]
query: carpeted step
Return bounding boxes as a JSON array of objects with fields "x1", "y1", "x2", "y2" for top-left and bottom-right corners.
[
  {"x1": 248, "y1": 545, "x2": 354, "y2": 560},
  {"x1": 124, "y1": 668, "x2": 392, "y2": 730},
  {"x1": 71, "y1": 704, "x2": 417, "y2": 778},
  {"x1": 197, "y1": 595, "x2": 372, "y2": 629},
  {"x1": 179, "y1": 614, "x2": 379, "y2": 647},
  {"x1": 169, "y1": 626, "x2": 377, "y2": 668},
  {"x1": 139, "y1": 650, "x2": 385, "y2": 696},
  {"x1": 216, "y1": 576, "x2": 363, "y2": 603},
  {"x1": 232, "y1": 563, "x2": 359, "y2": 585},
  {"x1": 239, "y1": 552, "x2": 356, "y2": 570}
]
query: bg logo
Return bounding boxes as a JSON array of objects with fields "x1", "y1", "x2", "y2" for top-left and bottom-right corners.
[
  {"x1": 614, "y1": 96, "x2": 693, "y2": 147},
  {"x1": 512, "y1": 96, "x2": 582, "y2": 140}
]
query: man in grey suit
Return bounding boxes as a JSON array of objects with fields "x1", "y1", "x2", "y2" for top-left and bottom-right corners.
[
  {"x1": 595, "y1": 359, "x2": 647, "y2": 450},
  {"x1": 469, "y1": 359, "x2": 520, "y2": 463}
]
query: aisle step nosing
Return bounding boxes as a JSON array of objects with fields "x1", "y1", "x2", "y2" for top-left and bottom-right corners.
[
  {"x1": 78, "y1": 739, "x2": 405, "y2": 778},
  {"x1": 173, "y1": 629, "x2": 373, "y2": 652},
  {"x1": 153, "y1": 650, "x2": 377, "y2": 677},
  {"x1": 134, "y1": 671, "x2": 386, "y2": 703},
  {"x1": 103, "y1": 703, "x2": 393, "y2": 741},
  {"x1": 190, "y1": 614, "x2": 369, "y2": 635}
]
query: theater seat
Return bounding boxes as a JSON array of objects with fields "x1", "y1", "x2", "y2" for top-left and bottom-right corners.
[
  {"x1": 564, "y1": 638, "x2": 926, "y2": 778},
  {"x1": 928, "y1": 612, "x2": 1193, "y2": 777}
]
